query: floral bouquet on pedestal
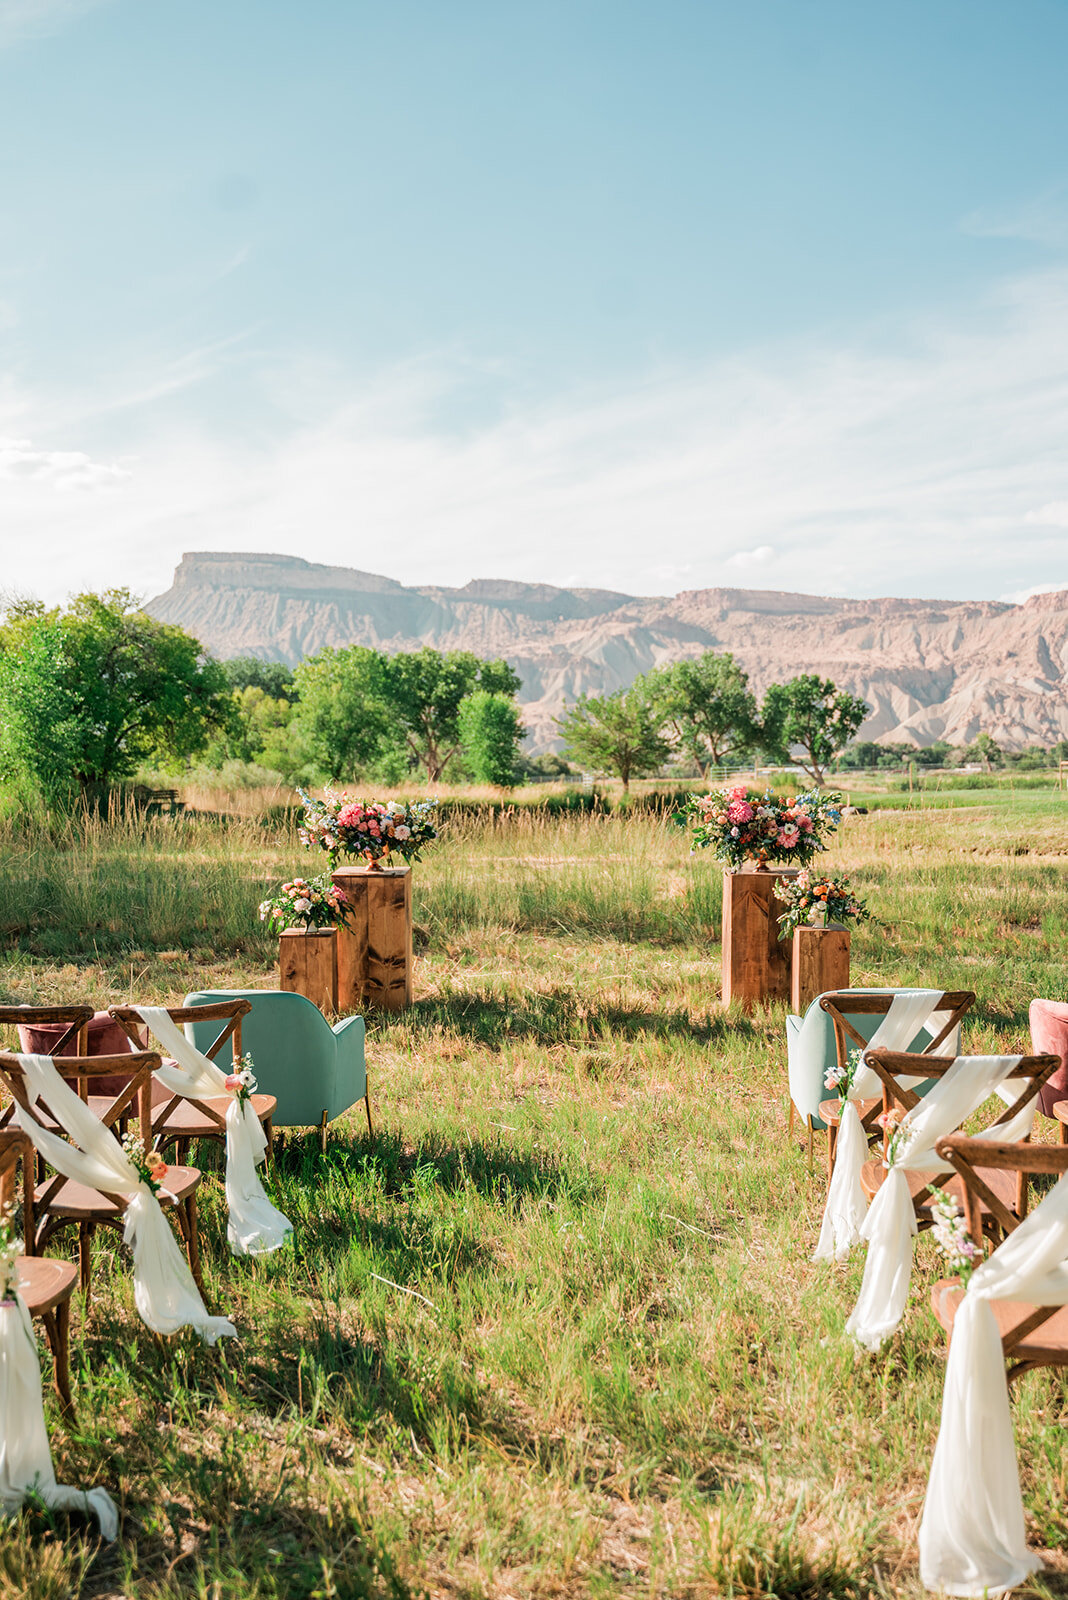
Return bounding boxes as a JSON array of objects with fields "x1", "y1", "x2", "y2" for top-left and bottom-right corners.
[
  {"x1": 258, "y1": 874, "x2": 349, "y2": 934},
  {"x1": 297, "y1": 790, "x2": 438, "y2": 868},
  {"x1": 684, "y1": 785, "x2": 842, "y2": 869},
  {"x1": 774, "y1": 869, "x2": 871, "y2": 941}
]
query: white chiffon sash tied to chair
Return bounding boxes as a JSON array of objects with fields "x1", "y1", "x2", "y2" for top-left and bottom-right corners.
[
  {"x1": 136, "y1": 1007, "x2": 292, "y2": 1258},
  {"x1": 845, "y1": 1055, "x2": 1032, "y2": 1350},
  {"x1": 919, "y1": 1173, "x2": 1068, "y2": 1596},
  {"x1": 0, "y1": 1295, "x2": 117, "y2": 1537},
  {"x1": 813, "y1": 990, "x2": 943, "y2": 1262},
  {"x1": 13, "y1": 1055, "x2": 235, "y2": 1345}
]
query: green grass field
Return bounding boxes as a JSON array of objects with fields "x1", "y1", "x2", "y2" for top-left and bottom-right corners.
[{"x1": 0, "y1": 790, "x2": 1066, "y2": 1598}]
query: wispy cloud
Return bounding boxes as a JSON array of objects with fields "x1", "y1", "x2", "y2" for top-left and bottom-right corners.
[
  {"x1": 5, "y1": 261, "x2": 1068, "y2": 608},
  {"x1": 0, "y1": 436, "x2": 129, "y2": 491}
]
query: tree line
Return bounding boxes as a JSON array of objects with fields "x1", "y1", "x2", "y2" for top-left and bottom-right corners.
[
  {"x1": 0, "y1": 591, "x2": 527, "y2": 799},
  {"x1": 556, "y1": 657, "x2": 868, "y2": 789},
  {"x1": 1, "y1": 589, "x2": 1048, "y2": 802}
]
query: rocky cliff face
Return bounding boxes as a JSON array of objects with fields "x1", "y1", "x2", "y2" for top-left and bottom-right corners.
[{"x1": 147, "y1": 552, "x2": 1068, "y2": 752}]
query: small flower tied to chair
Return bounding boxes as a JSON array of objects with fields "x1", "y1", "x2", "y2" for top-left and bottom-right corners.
[
  {"x1": 134, "y1": 1007, "x2": 292, "y2": 1258},
  {"x1": 0, "y1": 1174, "x2": 117, "y2": 1537},
  {"x1": 814, "y1": 989, "x2": 946, "y2": 1262},
  {"x1": 8, "y1": 1053, "x2": 235, "y2": 1345},
  {"x1": 843, "y1": 1052, "x2": 1054, "y2": 1352}
]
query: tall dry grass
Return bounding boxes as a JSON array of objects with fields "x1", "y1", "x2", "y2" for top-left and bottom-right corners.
[{"x1": 0, "y1": 791, "x2": 1065, "y2": 1596}]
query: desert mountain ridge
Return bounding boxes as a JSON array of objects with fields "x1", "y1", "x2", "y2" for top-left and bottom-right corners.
[{"x1": 146, "y1": 551, "x2": 1068, "y2": 752}]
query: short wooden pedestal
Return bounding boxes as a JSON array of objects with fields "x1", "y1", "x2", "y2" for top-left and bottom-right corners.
[
  {"x1": 721, "y1": 868, "x2": 798, "y2": 1010},
  {"x1": 791, "y1": 923, "x2": 850, "y2": 1014},
  {"x1": 279, "y1": 928, "x2": 338, "y2": 1013},
  {"x1": 332, "y1": 864, "x2": 413, "y2": 1012}
]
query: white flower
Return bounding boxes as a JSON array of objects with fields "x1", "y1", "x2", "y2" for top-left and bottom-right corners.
[
  {"x1": 394, "y1": 824, "x2": 411, "y2": 840},
  {"x1": 293, "y1": 897, "x2": 312, "y2": 914}
]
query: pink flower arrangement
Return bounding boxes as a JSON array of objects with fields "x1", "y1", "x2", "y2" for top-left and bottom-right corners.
[{"x1": 685, "y1": 785, "x2": 842, "y2": 869}]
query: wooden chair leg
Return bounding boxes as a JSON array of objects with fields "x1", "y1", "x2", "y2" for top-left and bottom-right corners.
[
  {"x1": 79, "y1": 1222, "x2": 93, "y2": 1303},
  {"x1": 319, "y1": 1110, "x2": 328, "y2": 1154},
  {"x1": 826, "y1": 1122, "x2": 837, "y2": 1185},
  {"x1": 1060, "y1": 1120, "x2": 1067, "y2": 1147},
  {"x1": 806, "y1": 1120, "x2": 814, "y2": 1175},
  {"x1": 179, "y1": 1195, "x2": 205, "y2": 1298},
  {"x1": 44, "y1": 1302, "x2": 74, "y2": 1416},
  {"x1": 364, "y1": 1093, "x2": 374, "y2": 1139},
  {"x1": 788, "y1": 1100, "x2": 795, "y2": 1140},
  {"x1": 264, "y1": 1116, "x2": 274, "y2": 1160}
]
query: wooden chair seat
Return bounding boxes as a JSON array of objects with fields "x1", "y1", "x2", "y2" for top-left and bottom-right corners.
[
  {"x1": 16, "y1": 1254, "x2": 78, "y2": 1316},
  {"x1": 860, "y1": 1159, "x2": 1020, "y2": 1218},
  {"x1": 931, "y1": 1278, "x2": 1068, "y2": 1366},
  {"x1": 36, "y1": 1165, "x2": 201, "y2": 1218},
  {"x1": 155, "y1": 1091, "x2": 276, "y2": 1139},
  {"x1": 818, "y1": 1096, "x2": 881, "y2": 1128},
  {"x1": 1053, "y1": 1099, "x2": 1068, "y2": 1125}
]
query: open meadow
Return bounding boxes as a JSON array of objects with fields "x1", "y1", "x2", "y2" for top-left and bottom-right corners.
[{"x1": 0, "y1": 787, "x2": 1066, "y2": 1599}]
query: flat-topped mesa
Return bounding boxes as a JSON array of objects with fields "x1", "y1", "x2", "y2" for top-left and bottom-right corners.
[
  {"x1": 171, "y1": 551, "x2": 407, "y2": 596},
  {"x1": 145, "y1": 552, "x2": 1068, "y2": 753}
]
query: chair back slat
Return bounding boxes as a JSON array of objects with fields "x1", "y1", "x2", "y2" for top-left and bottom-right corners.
[
  {"x1": 0, "y1": 1128, "x2": 35, "y2": 1250},
  {"x1": 110, "y1": 1001, "x2": 248, "y2": 1064},
  {"x1": 935, "y1": 1132, "x2": 1068, "y2": 1352},
  {"x1": 0, "y1": 1052, "x2": 161, "y2": 1159},
  {"x1": 820, "y1": 990, "x2": 975, "y2": 1078},
  {"x1": 868, "y1": 1052, "x2": 1059, "y2": 1215}
]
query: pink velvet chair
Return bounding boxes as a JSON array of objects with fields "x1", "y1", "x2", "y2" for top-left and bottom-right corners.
[{"x1": 1028, "y1": 999, "x2": 1068, "y2": 1133}]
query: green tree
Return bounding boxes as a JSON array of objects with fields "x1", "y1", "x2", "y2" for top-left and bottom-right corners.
[
  {"x1": 555, "y1": 684, "x2": 670, "y2": 792},
  {"x1": 291, "y1": 646, "x2": 397, "y2": 781},
  {"x1": 647, "y1": 652, "x2": 761, "y2": 775},
  {"x1": 761, "y1": 675, "x2": 869, "y2": 786},
  {"x1": 387, "y1": 648, "x2": 522, "y2": 782},
  {"x1": 222, "y1": 656, "x2": 297, "y2": 702},
  {"x1": 0, "y1": 590, "x2": 233, "y2": 800},
  {"x1": 458, "y1": 691, "x2": 525, "y2": 786},
  {"x1": 964, "y1": 732, "x2": 1003, "y2": 772}
]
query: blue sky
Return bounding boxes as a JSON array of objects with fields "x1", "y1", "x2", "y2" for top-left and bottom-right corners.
[{"x1": 2, "y1": 0, "x2": 1068, "y2": 604}]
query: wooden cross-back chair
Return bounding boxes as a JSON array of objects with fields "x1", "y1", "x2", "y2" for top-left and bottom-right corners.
[
  {"x1": 860, "y1": 1049, "x2": 1059, "y2": 1239},
  {"x1": 109, "y1": 1000, "x2": 275, "y2": 1166},
  {"x1": 0, "y1": 1129, "x2": 77, "y2": 1413},
  {"x1": 817, "y1": 990, "x2": 976, "y2": 1181},
  {"x1": 0, "y1": 1007, "x2": 96, "y2": 1126},
  {"x1": 932, "y1": 1133, "x2": 1068, "y2": 1386},
  {"x1": 0, "y1": 1051, "x2": 205, "y2": 1304}
]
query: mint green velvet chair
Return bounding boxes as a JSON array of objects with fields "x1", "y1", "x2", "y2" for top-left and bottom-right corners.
[{"x1": 184, "y1": 990, "x2": 370, "y2": 1145}]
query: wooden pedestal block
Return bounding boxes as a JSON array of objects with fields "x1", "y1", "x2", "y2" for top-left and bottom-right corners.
[
  {"x1": 332, "y1": 864, "x2": 413, "y2": 1012},
  {"x1": 721, "y1": 868, "x2": 798, "y2": 1010},
  {"x1": 279, "y1": 928, "x2": 338, "y2": 1013},
  {"x1": 791, "y1": 923, "x2": 851, "y2": 1014}
]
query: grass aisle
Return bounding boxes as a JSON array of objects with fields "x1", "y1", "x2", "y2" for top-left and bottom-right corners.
[{"x1": 0, "y1": 797, "x2": 1066, "y2": 1598}]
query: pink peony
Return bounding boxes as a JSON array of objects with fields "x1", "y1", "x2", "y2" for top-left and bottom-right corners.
[
  {"x1": 778, "y1": 826, "x2": 800, "y2": 848},
  {"x1": 337, "y1": 803, "x2": 366, "y2": 828},
  {"x1": 727, "y1": 800, "x2": 755, "y2": 824}
]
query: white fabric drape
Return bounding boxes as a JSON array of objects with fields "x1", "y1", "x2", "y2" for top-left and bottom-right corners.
[
  {"x1": 919, "y1": 1173, "x2": 1068, "y2": 1595},
  {"x1": 813, "y1": 990, "x2": 944, "y2": 1262},
  {"x1": 135, "y1": 1008, "x2": 292, "y2": 1258},
  {"x1": 13, "y1": 1055, "x2": 235, "y2": 1345},
  {"x1": 846, "y1": 1056, "x2": 1033, "y2": 1350},
  {"x1": 0, "y1": 1295, "x2": 117, "y2": 1537}
]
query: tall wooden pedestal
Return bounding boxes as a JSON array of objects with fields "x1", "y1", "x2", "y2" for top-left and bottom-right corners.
[
  {"x1": 279, "y1": 928, "x2": 338, "y2": 1013},
  {"x1": 790, "y1": 924, "x2": 850, "y2": 1014},
  {"x1": 332, "y1": 864, "x2": 413, "y2": 1012},
  {"x1": 721, "y1": 869, "x2": 797, "y2": 1010}
]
